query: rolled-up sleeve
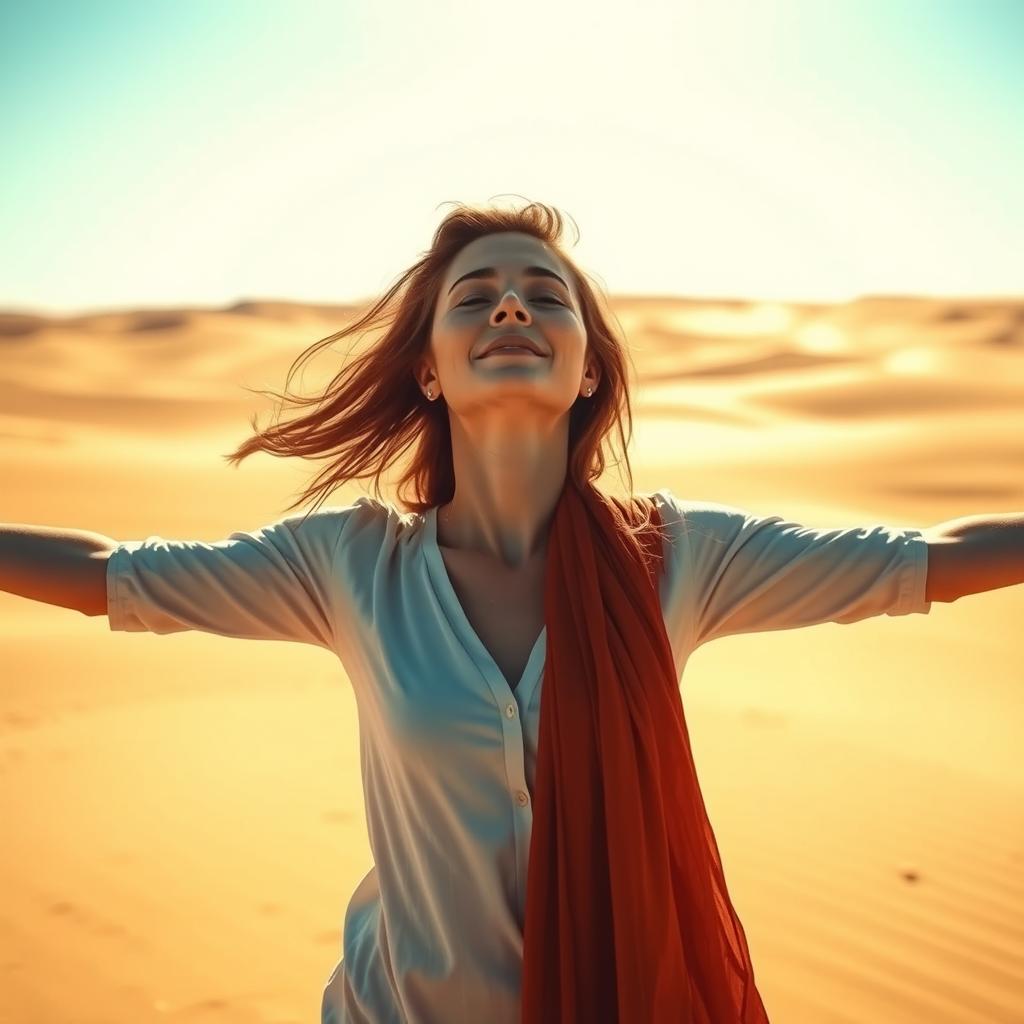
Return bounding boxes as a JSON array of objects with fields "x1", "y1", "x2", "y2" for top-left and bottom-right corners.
[
  {"x1": 657, "y1": 492, "x2": 932, "y2": 652},
  {"x1": 106, "y1": 508, "x2": 348, "y2": 650}
]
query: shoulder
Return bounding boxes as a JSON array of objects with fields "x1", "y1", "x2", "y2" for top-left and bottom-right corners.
[
  {"x1": 283, "y1": 495, "x2": 420, "y2": 530},
  {"x1": 640, "y1": 489, "x2": 762, "y2": 548},
  {"x1": 285, "y1": 494, "x2": 428, "y2": 558},
  {"x1": 644, "y1": 488, "x2": 748, "y2": 518}
]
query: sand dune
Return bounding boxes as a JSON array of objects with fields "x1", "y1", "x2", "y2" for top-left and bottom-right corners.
[{"x1": 2, "y1": 294, "x2": 1022, "y2": 1022}]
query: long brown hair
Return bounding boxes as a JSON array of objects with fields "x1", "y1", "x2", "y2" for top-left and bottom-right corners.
[{"x1": 222, "y1": 197, "x2": 662, "y2": 542}]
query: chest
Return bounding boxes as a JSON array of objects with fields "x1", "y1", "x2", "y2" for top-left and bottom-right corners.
[{"x1": 437, "y1": 546, "x2": 546, "y2": 692}]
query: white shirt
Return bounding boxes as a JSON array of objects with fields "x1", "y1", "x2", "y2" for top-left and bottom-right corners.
[{"x1": 106, "y1": 489, "x2": 932, "y2": 1023}]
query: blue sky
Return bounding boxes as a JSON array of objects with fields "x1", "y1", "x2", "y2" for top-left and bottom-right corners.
[{"x1": 1, "y1": 0, "x2": 1021, "y2": 315}]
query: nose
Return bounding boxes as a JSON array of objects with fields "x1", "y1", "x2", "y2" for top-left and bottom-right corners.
[{"x1": 490, "y1": 290, "x2": 532, "y2": 326}]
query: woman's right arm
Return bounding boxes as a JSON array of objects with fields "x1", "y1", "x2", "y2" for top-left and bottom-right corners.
[{"x1": 0, "y1": 524, "x2": 116, "y2": 618}]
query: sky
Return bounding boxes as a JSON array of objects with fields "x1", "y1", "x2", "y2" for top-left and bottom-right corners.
[{"x1": 1, "y1": 0, "x2": 1022, "y2": 316}]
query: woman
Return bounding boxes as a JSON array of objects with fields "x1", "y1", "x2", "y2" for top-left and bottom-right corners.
[{"x1": 20, "y1": 200, "x2": 938, "y2": 1021}]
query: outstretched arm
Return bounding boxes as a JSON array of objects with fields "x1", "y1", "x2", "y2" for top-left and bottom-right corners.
[
  {"x1": 0, "y1": 524, "x2": 116, "y2": 616},
  {"x1": 922, "y1": 513, "x2": 1024, "y2": 603}
]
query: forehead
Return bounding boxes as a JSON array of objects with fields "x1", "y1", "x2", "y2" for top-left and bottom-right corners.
[{"x1": 443, "y1": 232, "x2": 567, "y2": 284}]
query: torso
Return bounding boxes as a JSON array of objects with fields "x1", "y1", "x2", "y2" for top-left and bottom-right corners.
[{"x1": 437, "y1": 544, "x2": 546, "y2": 692}]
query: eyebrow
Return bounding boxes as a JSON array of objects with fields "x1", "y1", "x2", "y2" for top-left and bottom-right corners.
[{"x1": 446, "y1": 265, "x2": 570, "y2": 297}]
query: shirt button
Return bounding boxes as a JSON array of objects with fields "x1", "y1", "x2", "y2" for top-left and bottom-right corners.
[
  {"x1": 515, "y1": 790, "x2": 529, "y2": 806},
  {"x1": 505, "y1": 703, "x2": 516, "y2": 718}
]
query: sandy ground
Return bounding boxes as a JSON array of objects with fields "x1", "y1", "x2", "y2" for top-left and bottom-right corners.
[{"x1": 1, "y1": 294, "x2": 1022, "y2": 1023}]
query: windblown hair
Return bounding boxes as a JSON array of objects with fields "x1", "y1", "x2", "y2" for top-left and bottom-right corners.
[{"x1": 222, "y1": 197, "x2": 664, "y2": 546}]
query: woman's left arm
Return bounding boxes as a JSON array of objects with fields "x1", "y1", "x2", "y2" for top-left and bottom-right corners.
[{"x1": 922, "y1": 513, "x2": 1024, "y2": 603}]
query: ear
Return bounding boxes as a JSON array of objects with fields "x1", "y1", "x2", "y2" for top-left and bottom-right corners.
[{"x1": 414, "y1": 358, "x2": 435, "y2": 389}]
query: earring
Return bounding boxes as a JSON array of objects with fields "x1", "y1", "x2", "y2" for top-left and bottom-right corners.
[
  {"x1": 586, "y1": 387, "x2": 593, "y2": 396},
  {"x1": 426, "y1": 387, "x2": 433, "y2": 399}
]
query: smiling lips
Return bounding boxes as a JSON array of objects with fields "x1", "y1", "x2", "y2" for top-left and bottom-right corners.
[
  {"x1": 479, "y1": 334, "x2": 548, "y2": 358},
  {"x1": 481, "y1": 346, "x2": 545, "y2": 357}
]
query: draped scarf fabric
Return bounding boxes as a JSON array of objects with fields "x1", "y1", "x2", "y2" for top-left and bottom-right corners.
[{"x1": 520, "y1": 479, "x2": 771, "y2": 1023}]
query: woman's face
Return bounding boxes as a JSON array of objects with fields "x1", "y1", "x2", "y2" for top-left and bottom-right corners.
[{"x1": 422, "y1": 231, "x2": 597, "y2": 417}]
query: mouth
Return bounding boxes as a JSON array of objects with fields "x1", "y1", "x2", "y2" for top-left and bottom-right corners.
[
  {"x1": 480, "y1": 347, "x2": 546, "y2": 358},
  {"x1": 478, "y1": 334, "x2": 548, "y2": 358}
]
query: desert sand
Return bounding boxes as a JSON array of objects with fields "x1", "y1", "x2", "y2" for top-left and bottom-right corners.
[{"x1": 1, "y1": 294, "x2": 1022, "y2": 1023}]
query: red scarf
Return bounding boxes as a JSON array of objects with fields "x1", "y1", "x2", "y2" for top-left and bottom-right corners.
[{"x1": 521, "y1": 479, "x2": 771, "y2": 1022}]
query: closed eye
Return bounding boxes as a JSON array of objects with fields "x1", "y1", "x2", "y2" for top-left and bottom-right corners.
[{"x1": 458, "y1": 296, "x2": 564, "y2": 308}]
